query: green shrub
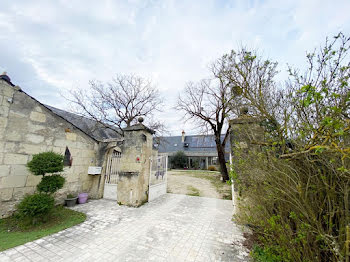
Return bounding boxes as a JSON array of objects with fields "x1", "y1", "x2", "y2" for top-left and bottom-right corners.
[
  {"x1": 208, "y1": 165, "x2": 217, "y2": 171},
  {"x1": 228, "y1": 33, "x2": 350, "y2": 261},
  {"x1": 37, "y1": 175, "x2": 65, "y2": 194},
  {"x1": 27, "y1": 152, "x2": 64, "y2": 176},
  {"x1": 169, "y1": 151, "x2": 188, "y2": 168},
  {"x1": 251, "y1": 245, "x2": 282, "y2": 262},
  {"x1": 17, "y1": 194, "x2": 55, "y2": 224}
]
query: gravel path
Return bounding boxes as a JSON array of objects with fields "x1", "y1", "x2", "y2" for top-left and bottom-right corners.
[{"x1": 167, "y1": 170, "x2": 225, "y2": 199}]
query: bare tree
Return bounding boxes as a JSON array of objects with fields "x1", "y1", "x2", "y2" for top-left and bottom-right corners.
[
  {"x1": 67, "y1": 74, "x2": 163, "y2": 136},
  {"x1": 176, "y1": 66, "x2": 235, "y2": 181}
]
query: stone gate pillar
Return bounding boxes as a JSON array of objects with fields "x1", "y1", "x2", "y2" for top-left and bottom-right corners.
[
  {"x1": 117, "y1": 118, "x2": 154, "y2": 206},
  {"x1": 229, "y1": 108, "x2": 265, "y2": 168}
]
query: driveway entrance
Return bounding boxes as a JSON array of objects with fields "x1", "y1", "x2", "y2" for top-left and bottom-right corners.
[{"x1": 0, "y1": 194, "x2": 249, "y2": 261}]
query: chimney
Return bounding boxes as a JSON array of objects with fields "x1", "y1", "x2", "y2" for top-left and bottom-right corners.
[{"x1": 181, "y1": 130, "x2": 185, "y2": 143}]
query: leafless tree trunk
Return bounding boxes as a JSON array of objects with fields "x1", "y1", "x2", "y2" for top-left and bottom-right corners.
[
  {"x1": 176, "y1": 71, "x2": 234, "y2": 181},
  {"x1": 66, "y1": 74, "x2": 163, "y2": 136}
]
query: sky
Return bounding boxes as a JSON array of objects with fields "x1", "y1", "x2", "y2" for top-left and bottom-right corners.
[{"x1": 0, "y1": 0, "x2": 349, "y2": 135}]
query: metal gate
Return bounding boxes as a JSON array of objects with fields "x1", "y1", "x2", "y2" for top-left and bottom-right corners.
[
  {"x1": 148, "y1": 155, "x2": 168, "y2": 201},
  {"x1": 103, "y1": 150, "x2": 121, "y2": 200}
]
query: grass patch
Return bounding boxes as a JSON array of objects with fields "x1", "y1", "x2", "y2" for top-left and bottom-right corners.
[
  {"x1": 0, "y1": 206, "x2": 86, "y2": 251},
  {"x1": 173, "y1": 170, "x2": 232, "y2": 200},
  {"x1": 187, "y1": 185, "x2": 200, "y2": 196}
]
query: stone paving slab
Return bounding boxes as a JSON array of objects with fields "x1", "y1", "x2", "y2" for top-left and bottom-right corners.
[{"x1": 0, "y1": 194, "x2": 250, "y2": 261}]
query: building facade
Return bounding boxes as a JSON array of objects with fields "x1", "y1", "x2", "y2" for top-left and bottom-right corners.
[
  {"x1": 0, "y1": 73, "x2": 157, "y2": 218},
  {"x1": 155, "y1": 131, "x2": 231, "y2": 169}
]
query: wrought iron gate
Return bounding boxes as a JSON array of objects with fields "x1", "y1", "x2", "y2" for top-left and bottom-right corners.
[
  {"x1": 148, "y1": 155, "x2": 168, "y2": 201},
  {"x1": 103, "y1": 150, "x2": 121, "y2": 200}
]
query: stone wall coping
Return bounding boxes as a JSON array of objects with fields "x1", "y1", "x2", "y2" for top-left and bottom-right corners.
[
  {"x1": 123, "y1": 123, "x2": 155, "y2": 134},
  {"x1": 229, "y1": 116, "x2": 263, "y2": 125}
]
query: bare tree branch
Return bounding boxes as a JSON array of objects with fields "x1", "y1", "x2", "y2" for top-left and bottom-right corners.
[{"x1": 65, "y1": 74, "x2": 164, "y2": 136}]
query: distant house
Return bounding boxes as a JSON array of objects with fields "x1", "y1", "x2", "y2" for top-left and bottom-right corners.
[{"x1": 154, "y1": 131, "x2": 231, "y2": 169}]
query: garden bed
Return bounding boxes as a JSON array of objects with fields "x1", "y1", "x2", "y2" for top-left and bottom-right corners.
[{"x1": 0, "y1": 206, "x2": 86, "y2": 251}]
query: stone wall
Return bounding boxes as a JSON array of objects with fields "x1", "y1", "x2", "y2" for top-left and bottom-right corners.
[{"x1": 0, "y1": 80, "x2": 102, "y2": 218}]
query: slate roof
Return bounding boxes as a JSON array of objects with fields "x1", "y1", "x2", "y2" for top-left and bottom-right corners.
[
  {"x1": 1, "y1": 75, "x2": 120, "y2": 142},
  {"x1": 46, "y1": 105, "x2": 121, "y2": 141},
  {"x1": 155, "y1": 135, "x2": 231, "y2": 157}
]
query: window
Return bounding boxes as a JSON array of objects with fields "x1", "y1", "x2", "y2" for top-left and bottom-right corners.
[{"x1": 63, "y1": 147, "x2": 72, "y2": 167}]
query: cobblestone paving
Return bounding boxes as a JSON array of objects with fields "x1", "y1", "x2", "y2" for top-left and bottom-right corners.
[{"x1": 0, "y1": 194, "x2": 249, "y2": 261}]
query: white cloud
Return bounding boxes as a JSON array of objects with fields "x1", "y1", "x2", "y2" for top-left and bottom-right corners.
[{"x1": 0, "y1": 0, "x2": 349, "y2": 135}]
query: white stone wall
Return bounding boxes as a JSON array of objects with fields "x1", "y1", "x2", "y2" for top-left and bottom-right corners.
[{"x1": 0, "y1": 80, "x2": 100, "y2": 218}]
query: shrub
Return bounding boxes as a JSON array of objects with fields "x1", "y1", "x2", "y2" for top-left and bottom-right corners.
[
  {"x1": 37, "y1": 175, "x2": 65, "y2": 194},
  {"x1": 228, "y1": 33, "x2": 350, "y2": 261},
  {"x1": 27, "y1": 152, "x2": 64, "y2": 176},
  {"x1": 169, "y1": 151, "x2": 188, "y2": 168},
  {"x1": 208, "y1": 165, "x2": 217, "y2": 171},
  {"x1": 17, "y1": 194, "x2": 55, "y2": 224}
]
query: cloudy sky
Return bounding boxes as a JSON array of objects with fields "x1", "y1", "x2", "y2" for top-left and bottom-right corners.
[{"x1": 1, "y1": 0, "x2": 349, "y2": 135}]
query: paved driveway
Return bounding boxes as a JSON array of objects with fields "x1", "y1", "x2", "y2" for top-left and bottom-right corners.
[{"x1": 0, "y1": 194, "x2": 249, "y2": 262}]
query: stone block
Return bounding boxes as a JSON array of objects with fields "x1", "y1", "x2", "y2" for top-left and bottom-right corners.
[
  {"x1": 26, "y1": 134, "x2": 45, "y2": 144},
  {"x1": 74, "y1": 165, "x2": 88, "y2": 175},
  {"x1": 63, "y1": 166, "x2": 74, "y2": 175},
  {"x1": 2, "y1": 85, "x2": 14, "y2": 97},
  {"x1": 82, "y1": 180, "x2": 92, "y2": 191},
  {"x1": 0, "y1": 105, "x2": 9, "y2": 117},
  {"x1": 30, "y1": 111, "x2": 46, "y2": 122},
  {"x1": 65, "y1": 173, "x2": 79, "y2": 183},
  {"x1": 52, "y1": 146, "x2": 65, "y2": 154},
  {"x1": 0, "y1": 188, "x2": 13, "y2": 201},
  {"x1": 10, "y1": 165, "x2": 31, "y2": 176},
  {"x1": 28, "y1": 122, "x2": 46, "y2": 133},
  {"x1": 34, "y1": 106, "x2": 43, "y2": 112},
  {"x1": 0, "y1": 175, "x2": 27, "y2": 188},
  {"x1": 5, "y1": 131, "x2": 22, "y2": 141},
  {"x1": 0, "y1": 128, "x2": 4, "y2": 140},
  {"x1": 54, "y1": 139, "x2": 75, "y2": 148},
  {"x1": 25, "y1": 174, "x2": 42, "y2": 187},
  {"x1": 81, "y1": 149, "x2": 95, "y2": 158},
  {"x1": 66, "y1": 132, "x2": 77, "y2": 141},
  {"x1": 0, "y1": 117, "x2": 7, "y2": 128},
  {"x1": 3, "y1": 153, "x2": 28, "y2": 165},
  {"x1": 4, "y1": 142, "x2": 17, "y2": 152},
  {"x1": 45, "y1": 136, "x2": 54, "y2": 146},
  {"x1": 13, "y1": 187, "x2": 35, "y2": 200},
  {"x1": 0, "y1": 165, "x2": 10, "y2": 177},
  {"x1": 76, "y1": 141, "x2": 92, "y2": 149},
  {"x1": 18, "y1": 143, "x2": 47, "y2": 154},
  {"x1": 0, "y1": 201, "x2": 17, "y2": 218}
]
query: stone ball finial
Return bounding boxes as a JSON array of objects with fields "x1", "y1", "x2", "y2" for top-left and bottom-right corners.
[
  {"x1": 138, "y1": 117, "x2": 144, "y2": 123},
  {"x1": 0, "y1": 71, "x2": 11, "y2": 83},
  {"x1": 240, "y1": 106, "x2": 249, "y2": 115}
]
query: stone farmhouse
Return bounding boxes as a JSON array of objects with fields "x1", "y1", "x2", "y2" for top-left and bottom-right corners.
[
  {"x1": 0, "y1": 73, "x2": 161, "y2": 218},
  {"x1": 155, "y1": 131, "x2": 231, "y2": 169}
]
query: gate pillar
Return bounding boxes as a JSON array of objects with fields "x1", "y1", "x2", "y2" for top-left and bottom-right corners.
[{"x1": 117, "y1": 118, "x2": 155, "y2": 206}]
